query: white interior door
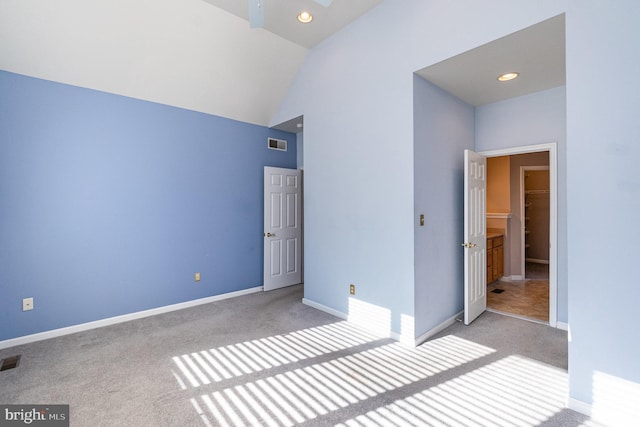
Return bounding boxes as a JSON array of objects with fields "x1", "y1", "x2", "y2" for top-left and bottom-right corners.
[
  {"x1": 264, "y1": 167, "x2": 302, "y2": 291},
  {"x1": 464, "y1": 149, "x2": 487, "y2": 325}
]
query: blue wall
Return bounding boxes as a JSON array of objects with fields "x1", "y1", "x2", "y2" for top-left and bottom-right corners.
[
  {"x1": 0, "y1": 71, "x2": 296, "y2": 341},
  {"x1": 413, "y1": 75, "x2": 475, "y2": 336}
]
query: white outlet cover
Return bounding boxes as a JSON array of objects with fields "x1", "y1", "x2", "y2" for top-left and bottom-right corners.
[{"x1": 22, "y1": 297, "x2": 33, "y2": 311}]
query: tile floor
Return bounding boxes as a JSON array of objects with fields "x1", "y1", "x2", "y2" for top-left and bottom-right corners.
[{"x1": 487, "y1": 262, "x2": 550, "y2": 322}]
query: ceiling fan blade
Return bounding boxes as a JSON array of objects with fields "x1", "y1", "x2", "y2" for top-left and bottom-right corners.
[
  {"x1": 249, "y1": 0, "x2": 264, "y2": 28},
  {"x1": 314, "y1": 0, "x2": 333, "y2": 6}
]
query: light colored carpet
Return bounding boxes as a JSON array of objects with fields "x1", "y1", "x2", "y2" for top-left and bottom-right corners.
[{"x1": 0, "y1": 285, "x2": 589, "y2": 426}]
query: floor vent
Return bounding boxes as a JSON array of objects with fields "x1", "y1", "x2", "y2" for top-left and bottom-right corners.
[
  {"x1": 491, "y1": 289, "x2": 505, "y2": 294},
  {"x1": 0, "y1": 355, "x2": 21, "y2": 371}
]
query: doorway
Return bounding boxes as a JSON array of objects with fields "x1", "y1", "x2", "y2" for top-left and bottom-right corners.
[
  {"x1": 522, "y1": 166, "x2": 550, "y2": 279},
  {"x1": 263, "y1": 166, "x2": 303, "y2": 291},
  {"x1": 482, "y1": 144, "x2": 557, "y2": 326}
]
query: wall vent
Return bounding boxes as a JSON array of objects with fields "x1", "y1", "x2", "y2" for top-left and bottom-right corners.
[
  {"x1": 267, "y1": 138, "x2": 287, "y2": 151},
  {"x1": 0, "y1": 355, "x2": 21, "y2": 371}
]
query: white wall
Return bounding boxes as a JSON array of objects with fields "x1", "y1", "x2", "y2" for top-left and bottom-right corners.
[
  {"x1": 566, "y1": 0, "x2": 640, "y2": 418},
  {"x1": 476, "y1": 86, "x2": 567, "y2": 322},
  {"x1": 414, "y1": 75, "x2": 474, "y2": 337},
  {"x1": 273, "y1": 0, "x2": 566, "y2": 340}
]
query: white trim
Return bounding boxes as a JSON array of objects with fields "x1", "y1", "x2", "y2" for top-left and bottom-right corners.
[
  {"x1": 557, "y1": 321, "x2": 569, "y2": 331},
  {"x1": 301, "y1": 301, "x2": 463, "y2": 347},
  {"x1": 568, "y1": 398, "x2": 592, "y2": 417},
  {"x1": 0, "y1": 287, "x2": 263, "y2": 350},
  {"x1": 480, "y1": 142, "x2": 552, "y2": 157},
  {"x1": 501, "y1": 275, "x2": 524, "y2": 281},
  {"x1": 389, "y1": 331, "x2": 414, "y2": 346},
  {"x1": 486, "y1": 212, "x2": 512, "y2": 219},
  {"x1": 302, "y1": 298, "x2": 347, "y2": 320},
  {"x1": 480, "y1": 142, "x2": 558, "y2": 328},
  {"x1": 414, "y1": 311, "x2": 464, "y2": 347},
  {"x1": 302, "y1": 298, "x2": 417, "y2": 345}
]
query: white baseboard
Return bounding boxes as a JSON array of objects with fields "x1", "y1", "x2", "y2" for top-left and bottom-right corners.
[
  {"x1": 389, "y1": 330, "x2": 418, "y2": 347},
  {"x1": 303, "y1": 298, "x2": 417, "y2": 344},
  {"x1": 302, "y1": 299, "x2": 461, "y2": 348},
  {"x1": 302, "y1": 298, "x2": 347, "y2": 320},
  {"x1": 568, "y1": 398, "x2": 592, "y2": 417},
  {"x1": 501, "y1": 275, "x2": 524, "y2": 281},
  {"x1": 0, "y1": 286, "x2": 263, "y2": 350},
  {"x1": 414, "y1": 311, "x2": 464, "y2": 347},
  {"x1": 557, "y1": 321, "x2": 569, "y2": 331}
]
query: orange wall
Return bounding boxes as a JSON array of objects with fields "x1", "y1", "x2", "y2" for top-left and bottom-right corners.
[{"x1": 487, "y1": 156, "x2": 510, "y2": 213}]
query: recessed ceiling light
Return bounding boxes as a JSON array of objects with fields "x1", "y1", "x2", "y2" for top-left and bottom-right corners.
[
  {"x1": 497, "y1": 72, "x2": 519, "y2": 82},
  {"x1": 297, "y1": 11, "x2": 313, "y2": 24}
]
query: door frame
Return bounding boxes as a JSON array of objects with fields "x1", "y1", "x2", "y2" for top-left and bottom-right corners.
[
  {"x1": 263, "y1": 166, "x2": 303, "y2": 291},
  {"x1": 480, "y1": 143, "x2": 557, "y2": 328}
]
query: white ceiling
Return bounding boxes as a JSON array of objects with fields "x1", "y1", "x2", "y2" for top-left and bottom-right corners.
[
  {"x1": 416, "y1": 14, "x2": 565, "y2": 107},
  {"x1": 201, "y1": 0, "x2": 384, "y2": 48}
]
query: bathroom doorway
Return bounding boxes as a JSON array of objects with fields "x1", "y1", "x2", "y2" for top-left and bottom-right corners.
[{"x1": 483, "y1": 145, "x2": 555, "y2": 325}]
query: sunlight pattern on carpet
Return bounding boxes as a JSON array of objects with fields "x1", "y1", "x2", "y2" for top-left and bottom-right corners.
[
  {"x1": 186, "y1": 334, "x2": 495, "y2": 426},
  {"x1": 171, "y1": 321, "x2": 380, "y2": 388},
  {"x1": 338, "y1": 355, "x2": 569, "y2": 426}
]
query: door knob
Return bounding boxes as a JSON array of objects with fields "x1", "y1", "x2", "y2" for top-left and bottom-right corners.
[
  {"x1": 461, "y1": 242, "x2": 477, "y2": 248},
  {"x1": 264, "y1": 232, "x2": 276, "y2": 237}
]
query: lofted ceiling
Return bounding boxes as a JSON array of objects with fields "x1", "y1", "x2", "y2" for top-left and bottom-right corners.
[
  {"x1": 416, "y1": 14, "x2": 565, "y2": 107},
  {"x1": 0, "y1": 0, "x2": 312, "y2": 127},
  {"x1": 201, "y1": 0, "x2": 384, "y2": 48},
  {"x1": 0, "y1": 0, "x2": 383, "y2": 128},
  {"x1": 0, "y1": 1, "x2": 565, "y2": 131}
]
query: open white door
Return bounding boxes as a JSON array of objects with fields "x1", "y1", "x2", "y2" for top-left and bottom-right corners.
[
  {"x1": 264, "y1": 167, "x2": 302, "y2": 291},
  {"x1": 463, "y1": 150, "x2": 487, "y2": 325}
]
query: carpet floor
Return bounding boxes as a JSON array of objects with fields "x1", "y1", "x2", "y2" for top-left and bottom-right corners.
[{"x1": 0, "y1": 285, "x2": 591, "y2": 426}]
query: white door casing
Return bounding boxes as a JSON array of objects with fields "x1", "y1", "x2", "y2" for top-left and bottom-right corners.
[
  {"x1": 464, "y1": 149, "x2": 487, "y2": 325},
  {"x1": 263, "y1": 167, "x2": 302, "y2": 291},
  {"x1": 482, "y1": 143, "x2": 557, "y2": 327}
]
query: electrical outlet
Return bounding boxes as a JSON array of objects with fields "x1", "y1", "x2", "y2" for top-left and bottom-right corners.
[
  {"x1": 349, "y1": 284, "x2": 355, "y2": 295},
  {"x1": 22, "y1": 297, "x2": 34, "y2": 311},
  {"x1": 194, "y1": 272, "x2": 201, "y2": 282}
]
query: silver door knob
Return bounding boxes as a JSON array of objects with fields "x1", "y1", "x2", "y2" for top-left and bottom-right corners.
[{"x1": 264, "y1": 232, "x2": 276, "y2": 237}]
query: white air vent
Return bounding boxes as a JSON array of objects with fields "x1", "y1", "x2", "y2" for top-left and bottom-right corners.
[{"x1": 267, "y1": 138, "x2": 287, "y2": 151}]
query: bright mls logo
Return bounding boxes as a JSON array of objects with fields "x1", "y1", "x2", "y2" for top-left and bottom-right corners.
[{"x1": 0, "y1": 405, "x2": 68, "y2": 426}]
